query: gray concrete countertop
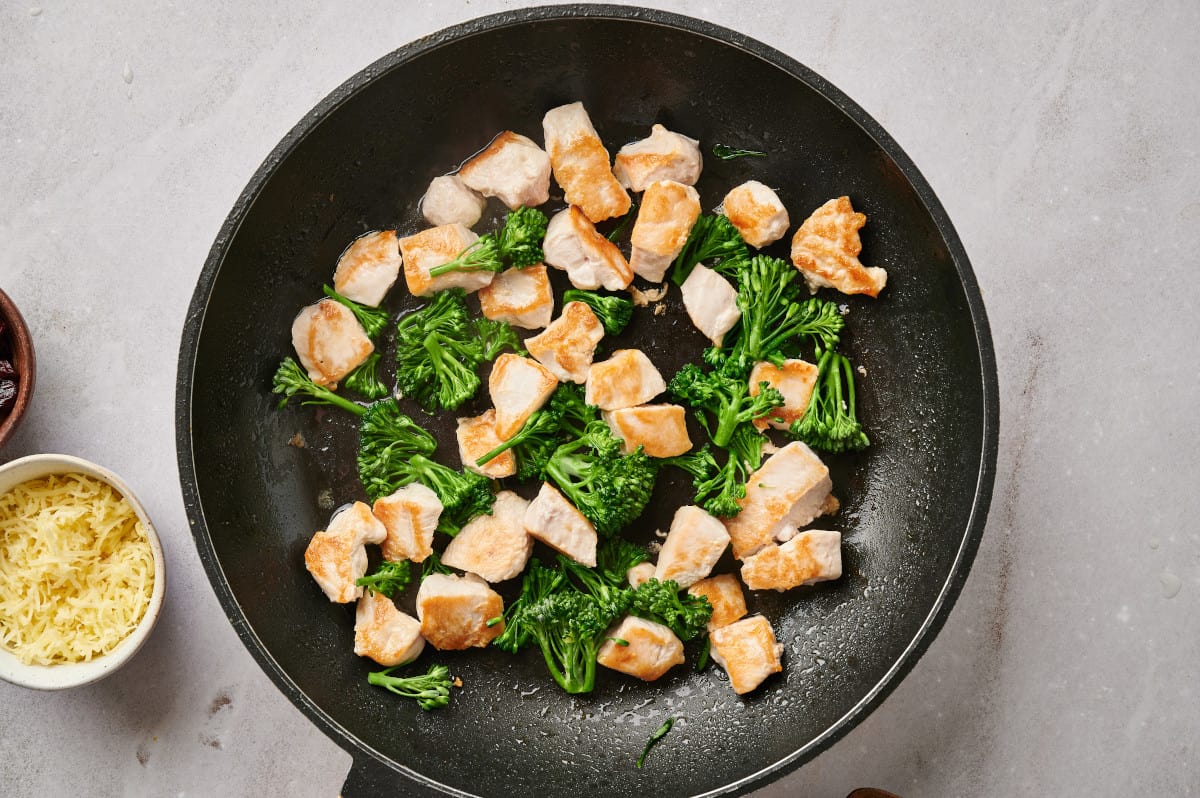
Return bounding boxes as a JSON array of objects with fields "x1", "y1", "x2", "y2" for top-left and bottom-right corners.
[{"x1": 1, "y1": 2, "x2": 1196, "y2": 796}]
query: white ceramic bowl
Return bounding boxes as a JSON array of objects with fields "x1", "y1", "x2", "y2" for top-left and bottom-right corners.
[{"x1": 0, "y1": 454, "x2": 165, "y2": 689}]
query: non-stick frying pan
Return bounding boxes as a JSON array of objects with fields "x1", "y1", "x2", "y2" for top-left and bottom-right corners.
[{"x1": 176, "y1": 6, "x2": 998, "y2": 796}]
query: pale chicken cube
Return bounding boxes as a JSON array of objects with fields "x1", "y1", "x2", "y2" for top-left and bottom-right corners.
[
  {"x1": 524, "y1": 482, "x2": 597, "y2": 566},
  {"x1": 458, "y1": 131, "x2": 552, "y2": 210},
  {"x1": 627, "y1": 561, "x2": 656, "y2": 588},
  {"x1": 456, "y1": 409, "x2": 516, "y2": 479},
  {"x1": 542, "y1": 102, "x2": 631, "y2": 223},
  {"x1": 478, "y1": 264, "x2": 554, "y2": 330},
  {"x1": 602, "y1": 404, "x2": 692, "y2": 458},
  {"x1": 723, "y1": 441, "x2": 833, "y2": 559},
  {"x1": 291, "y1": 298, "x2": 374, "y2": 387},
  {"x1": 739, "y1": 530, "x2": 842, "y2": 591},
  {"x1": 585, "y1": 349, "x2": 666, "y2": 411},
  {"x1": 596, "y1": 616, "x2": 685, "y2": 681},
  {"x1": 687, "y1": 574, "x2": 748, "y2": 631},
  {"x1": 613, "y1": 124, "x2": 703, "y2": 192},
  {"x1": 441, "y1": 491, "x2": 533, "y2": 583},
  {"x1": 354, "y1": 591, "x2": 425, "y2": 667},
  {"x1": 422, "y1": 174, "x2": 487, "y2": 228},
  {"x1": 543, "y1": 206, "x2": 633, "y2": 291},
  {"x1": 654, "y1": 505, "x2": 730, "y2": 588},
  {"x1": 629, "y1": 180, "x2": 702, "y2": 282},
  {"x1": 709, "y1": 615, "x2": 783, "y2": 695},
  {"x1": 525, "y1": 301, "x2": 605, "y2": 383},
  {"x1": 303, "y1": 502, "x2": 387, "y2": 603},
  {"x1": 790, "y1": 196, "x2": 887, "y2": 297},
  {"x1": 723, "y1": 180, "x2": 790, "y2": 249},
  {"x1": 416, "y1": 572, "x2": 505, "y2": 650},
  {"x1": 399, "y1": 223, "x2": 494, "y2": 297},
  {"x1": 489, "y1": 353, "x2": 559, "y2": 440},
  {"x1": 333, "y1": 230, "x2": 402, "y2": 307},
  {"x1": 372, "y1": 483, "x2": 443, "y2": 563},
  {"x1": 749, "y1": 359, "x2": 820, "y2": 431},
  {"x1": 681, "y1": 264, "x2": 741, "y2": 347}
]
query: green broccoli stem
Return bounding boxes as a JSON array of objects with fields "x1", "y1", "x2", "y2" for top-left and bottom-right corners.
[
  {"x1": 428, "y1": 235, "x2": 502, "y2": 276},
  {"x1": 271, "y1": 357, "x2": 366, "y2": 416},
  {"x1": 534, "y1": 627, "x2": 597, "y2": 695}
]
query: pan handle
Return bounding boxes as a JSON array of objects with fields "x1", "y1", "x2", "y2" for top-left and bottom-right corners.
[{"x1": 340, "y1": 755, "x2": 447, "y2": 797}]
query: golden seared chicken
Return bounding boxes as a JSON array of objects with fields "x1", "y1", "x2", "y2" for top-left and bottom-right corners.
[
  {"x1": 332, "y1": 230, "x2": 402, "y2": 307},
  {"x1": 749, "y1": 359, "x2": 820, "y2": 431},
  {"x1": 709, "y1": 615, "x2": 783, "y2": 694},
  {"x1": 372, "y1": 483, "x2": 443, "y2": 563},
  {"x1": 681, "y1": 264, "x2": 741, "y2": 347},
  {"x1": 722, "y1": 180, "x2": 791, "y2": 249},
  {"x1": 304, "y1": 502, "x2": 387, "y2": 603},
  {"x1": 416, "y1": 572, "x2": 505, "y2": 650},
  {"x1": 422, "y1": 174, "x2": 487, "y2": 228},
  {"x1": 543, "y1": 206, "x2": 634, "y2": 291},
  {"x1": 542, "y1": 102, "x2": 631, "y2": 223},
  {"x1": 602, "y1": 404, "x2": 692, "y2": 458},
  {"x1": 458, "y1": 131, "x2": 552, "y2": 210},
  {"x1": 525, "y1": 300, "x2": 605, "y2": 383},
  {"x1": 739, "y1": 529, "x2": 842, "y2": 591},
  {"x1": 653, "y1": 505, "x2": 730, "y2": 588},
  {"x1": 399, "y1": 223, "x2": 494, "y2": 297},
  {"x1": 291, "y1": 298, "x2": 374, "y2": 387},
  {"x1": 585, "y1": 349, "x2": 666, "y2": 411},
  {"x1": 456, "y1": 409, "x2": 516, "y2": 479},
  {"x1": 523, "y1": 482, "x2": 597, "y2": 566},
  {"x1": 613, "y1": 124, "x2": 703, "y2": 192},
  {"x1": 627, "y1": 561, "x2": 656, "y2": 588},
  {"x1": 354, "y1": 590, "x2": 425, "y2": 667},
  {"x1": 687, "y1": 574, "x2": 748, "y2": 631},
  {"x1": 723, "y1": 441, "x2": 833, "y2": 560},
  {"x1": 596, "y1": 616, "x2": 685, "y2": 681},
  {"x1": 790, "y1": 196, "x2": 887, "y2": 297},
  {"x1": 488, "y1": 353, "x2": 559, "y2": 440},
  {"x1": 629, "y1": 180, "x2": 702, "y2": 283},
  {"x1": 478, "y1": 264, "x2": 555, "y2": 330},
  {"x1": 441, "y1": 491, "x2": 533, "y2": 583}
]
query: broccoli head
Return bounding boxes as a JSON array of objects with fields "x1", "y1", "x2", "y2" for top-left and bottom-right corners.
[
  {"x1": 671, "y1": 214, "x2": 750, "y2": 286},
  {"x1": 428, "y1": 206, "x2": 549, "y2": 276},
  {"x1": 668, "y1": 362, "x2": 783, "y2": 448},
  {"x1": 344, "y1": 353, "x2": 390, "y2": 399},
  {"x1": 562, "y1": 289, "x2": 634, "y2": 336},
  {"x1": 544, "y1": 429, "x2": 657, "y2": 537},
  {"x1": 788, "y1": 347, "x2": 870, "y2": 453},
  {"x1": 367, "y1": 663, "x2": 452, "y2": 710},
  {"x1": 629, "y1": 578, "x2": 712, "y2": 642},
  {"x1": 271, "y1": 356, "x2": 365, "y2": 416},
  {"x1": 355, "y1": 559, "x2": 413, "y2": 598},
  {"x1": 663, "y1": 425, "x2": 764, "y2": 518}
]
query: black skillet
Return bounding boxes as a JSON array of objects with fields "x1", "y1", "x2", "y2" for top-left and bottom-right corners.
[{"x1": 175, "y1": 6, "x2": 998, "y2": 796}]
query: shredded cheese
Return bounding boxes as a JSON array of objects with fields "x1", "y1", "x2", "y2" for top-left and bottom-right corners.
[{"x1": 0, "y1": 473, "x2": 154, "y2": 665}]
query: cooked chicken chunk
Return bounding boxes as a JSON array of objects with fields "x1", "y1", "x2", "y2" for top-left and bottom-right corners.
[
  {"x1": 723, "y1": 441, "x2": 833, "y2": 559},
  {"x1": 629, "y1": 180, "x2": 702, "y2": 282},
  {"x1": 354, "y1": 591, "x2": 425, "y2": 666},
  {"x1": 543, "y1": 206, "x2": 633, "y2": 291},
  {"x1": 458, "y1": 131, "x2": 552, "y2": 210},
  {"x1": 416, "y1": 572, "x2": 505, "y2": 650},
  {"x1": 790, "y1": 196, "x2": 887, "y2": 297},
  {"x1": 709, "y1": 615, "x2": 783, "y2": 695},
  {"x1": 399, "y1": 223, "x2": 494, "y2": 297},
  {"x1": 372, "y1": 483, "x2": 443, "y2": 563},
  {"x1": 627, "y1": 561, "x2": 656, "y2": 588},
  {"x1": 654, "y1": 505, "x2": 730, "y2": 588},
  {"x1": 422, "y1": 174, "x2": 487, "y2": 228},
  {"x1": 681, "y1": 264, "x2": 741, "y2": 347},
  {"x1": 602, "y1": 404, "x2": 692, "y2": 458},
  {"x1": 456, "y1": 409, "x2": 516, "y2": 479},
  {"x1": 749, "y1": 359, "x2": 820, "y2": 431},
  {"x1": 333, "y1": 230, "x2": 402, "y2": 307},
  {"x1": 291, "y1": 298, "x2": 374, "y2": 387},
  {"x1": 441, "y1": 491, "x2": 533, "y2": 583},
  {"x1": 524, "y1": 482, "x2": 597, "y2": 566},
  {"x1": 585, "y1": 349, "x2": 666, "y2": 411},
  {"x1": 478, "y1": 264, "x2": 554, "y2": 330},
  {"x1": 303, "y1": 502, "x2": 387, "y2": 603},
  {"x1": 739, "y1": 530, "x2": 842, "y2": 591},
  {"x1": 613, "y1": 124, "x2": 703, "y2": 192},
  {"x1": 489, "y1": 353, "x2": 559, "y2": 440},
  {"x1": 542, "y1": 102, "x2": 631, "y2": 223},
  {"x1": 723, "y1": 180, "x2": 790, "y2": 249},
  {"x1": 596, "y1": 616, "x2": 685, "y2": 681},
  {"x1": 687, "y1": 574, "x2": 748, "y2": 631},
  {"x1": 525, "y1": 301, "x2": 605, "y2": 383}
]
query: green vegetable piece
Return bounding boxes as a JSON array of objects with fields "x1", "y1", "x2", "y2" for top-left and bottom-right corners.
[
  {"x1": 271, "y1": 357, "x2": 365, "y2": 416},
  {"x1": 668, "y1": 362, "x2": 782, "y2": 448},
  {"x1": 636, "y1": 718, "x2": 675, "y2": 768},
  {"x1": 695, "y1": 636, "x2": 711, "y2": 672},
  {"x1": 629, "y1": 578, "x2": 711, "y2": 642},
  {"x1": 788, "y1": 346, "x2": 870, "y2": 453},
  {"x1": 663, "y1": 425, "x2": 765, "y2": 518},
  {"x1": 367, "y1": 663, "x2": 452, "y2": 711},
  {"x1": 562, "y1": 289, "x2": 633, "y2": 336},
  {"x1": 671, "y1": 214, "x2": 750, "y2": 286},
  {"x1": 606, "y1": 201, "x2": 638, "y2": 242},
  {"x1": 421, "y1": 551, "x2": 453, "y2": 579},
  {"x1": 322, "y1": 284, "x2": 389, "y2": 338},
  {"x1": 355, "y1": 560, "x2": 412, "y2": 598},
  {"x1": 344, "y1": 353, "x2": 389, "y2": 399},
  {"x1": 428, "y1": 206, "x2": 549, "y2": 276}
]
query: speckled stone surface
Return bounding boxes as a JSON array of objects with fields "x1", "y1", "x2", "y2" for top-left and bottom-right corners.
[{"x1": 1, "y1": 2, "x2": 1196, "y2": 796}]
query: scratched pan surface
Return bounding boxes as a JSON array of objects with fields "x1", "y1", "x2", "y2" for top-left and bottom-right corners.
[{"x1": 176, "y1": 6, "x2": 997, "y2": 797}]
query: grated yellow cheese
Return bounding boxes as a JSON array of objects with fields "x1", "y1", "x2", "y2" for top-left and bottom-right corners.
[{"x1": 0, "y1": 473, "x2": 154, "y2": 665}]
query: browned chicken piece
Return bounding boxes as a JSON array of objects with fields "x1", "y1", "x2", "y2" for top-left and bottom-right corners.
[
  {"x1": 415, "y1": 572, "x2": 505, "y2": 650},
  {"x1": 333, "y1": 230, "x2": 402, "y2": 307},
  {"x1": 290, "y1": 298, "x2": 374, "y2": 387},
  {"x1": 372, "y1": 483, "x2": 443, "y2": 563},
  {"x1": 477, "y1": 264, "x2": 554, "y2": 330},
  {"x1": 542, "y1": 102, "x2": 631, "y2": 223},
  {"x1": 687, "y1": 574, "x2": 748, "y2": 631},
  {"x1": 543, "y1": 206, "x2": 634, "y2": 291},
  {"x1": 441, "y1": 491, "x2": 533, "y2": 583},
  {"x1": 654, "y1": 505, "x2": 731, "y2": 588},
  {"x1": 523, "y1": 482, "x2": 597, "y2": 566},
  {"x1": 354, "y1": 590, "x2": 425, "y2": 666},
  {"x1": 602, "y1": 404, "x2": 692, "y2": 458},
  {"x1": 489, "y1": 353, "x2": 559, "y2": 440},
  {"x1": 723, "y1": 180, "x2": 790, "y2": 249},
  {"x1": 681, "y1": 264, "x2": 741, "y2": 346},
  {"x1": 596, "y1": 616, "x2": 685, "y2": 681},
  {"x1": 422, "y1": 174, "x2": 487, "y2": 228},
  {"x1": 709, "y1": 615, "x2": 783, "y2": 694},
  {"x1": 613, "y1": 124, "x2": 703, "y2": 191},
  {"x1": 455, "y1": 409, "x2": 516, "y2": 479},
  {"x1": 739, "y1": 530, "x2": 842, "y2": 591},
  {"x1": 399, "y1": 223, "x2": 494, "y2": 297},
  {"x1": 790, "y1": 196, "x2": 887, "y2": 297},
  {"x1": 627, "y1": 561, "x2": 656, "y2": 588},
  {"x1": 525, "y1": 301, "x2": 605, "y2": 383},
  {"x1": 458, "y1": 131, "x2": 552, "y2": 209},
  {"x1": 749, "y1": 359, "x2": 820, "y2": 431},
  {"x1": 585, "y1": 349, "x2": 667, "y2": 411},
  {"x1": 629, "y1": 180, "x2": 702, "y2": 282},
  {"x1": 723, "y1": 441, "x2": 833, "y2": 560},
  {"x1": 304, "y1": 502, "x2": 387, "y2": 603}
]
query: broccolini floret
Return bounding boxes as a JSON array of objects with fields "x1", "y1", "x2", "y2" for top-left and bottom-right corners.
[
  {"x1": 344, "y1": 353, "x2": 390, "y2": 399},
  {"x1": 543, "y1": 425, "x2": 657, "y2": 537},
  {"x1": 788, "y1": 346, "x2": 870, "y2": 453},
  {"x1": 671, "y1": 214, "x2": 750, "y2": 286},
  {"x1": 629, "y1": 578, "x2": 712, "y2": 642},
  {"x1": 562, "y1": 289, "x2": 634, "y2": 336},
  {"x1": 668, "y1": 362, "x2": 783, "y2": 448},
  {"x1": 428, "y1": 206, "x2": 549, "y2": 276},
  {"x1": 663, "y1": 424, "x2": 764, "y2": 518},
  {"x1": 271, "y1": 356, "x2": 365, "y2": 416},
  {"x1": 367, "y1": 663, "x2": 452, "y2": 710},
  {"x1": 355, "y1": 559, "x2": 413, "y2": 598}
]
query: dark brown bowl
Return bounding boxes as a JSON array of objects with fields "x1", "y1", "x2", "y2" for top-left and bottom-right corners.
[{"x1": 0, "y1": 288, "x2": 35, "y2": 451}]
